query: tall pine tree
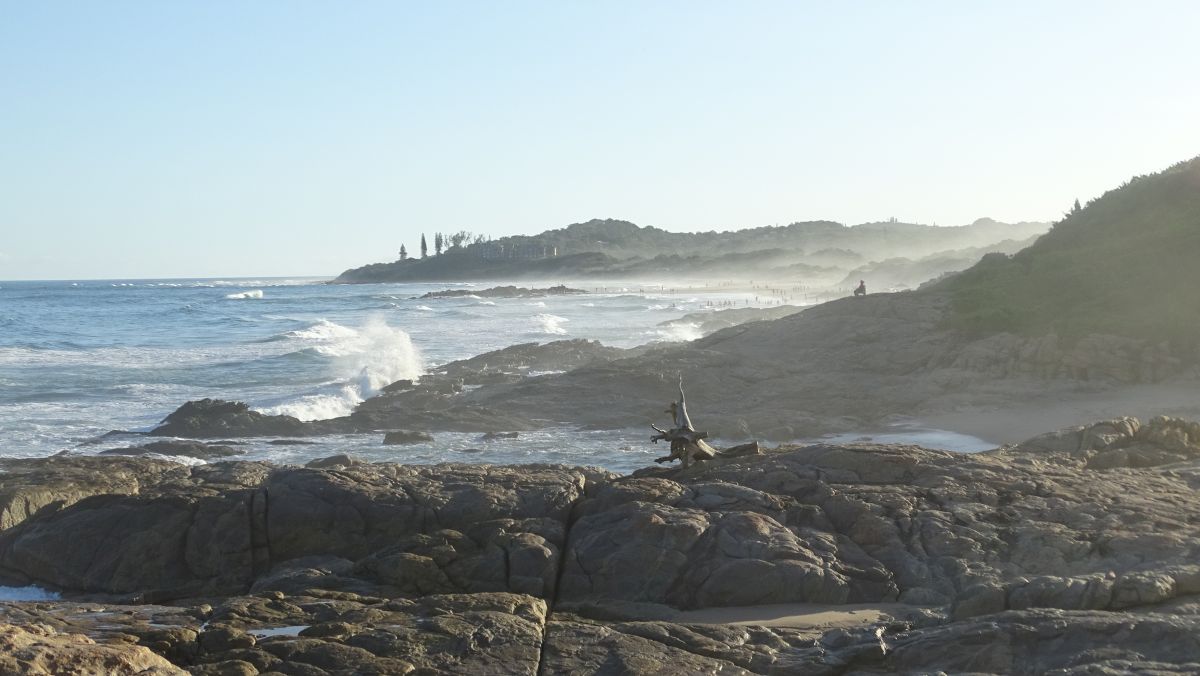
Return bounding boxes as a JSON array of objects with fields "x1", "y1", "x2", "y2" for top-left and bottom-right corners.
[
  {"x1": 420, "y1": 234, "x2": 428, "y2": 258},
  {"x1": 399, "y1": 244, "x2": 408, "y2": 260}
]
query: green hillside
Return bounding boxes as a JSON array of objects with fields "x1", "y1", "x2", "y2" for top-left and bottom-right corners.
[{"x1": 943, "y1": 156, "x2": 1200, "y2": 345}]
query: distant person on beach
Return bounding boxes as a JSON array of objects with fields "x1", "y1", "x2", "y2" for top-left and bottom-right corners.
[{"x1": 854, "y1": 280, "x2": 867, "y2": 297}]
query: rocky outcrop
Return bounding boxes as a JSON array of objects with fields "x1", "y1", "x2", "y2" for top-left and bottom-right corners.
[
  {"x1": 0, "y1": 460, "x2": 272, "y2": 598},
  {"x1": 0, "y1": 622, "x2": 184, "y2": 675},
  {"x1": 419, "y1": 284, "x2": 585, "y2": 299},
  {"x1": 0, "y1": 459, "x2": 606, "y2": 602},
  {"x1": 381, "y1": 430, "x2": 433, "y2": 445},
  {"x1": 0, "y1": 593, "x2": 545, "y2": 675},
  {"x1": 4, "y1": 417, "x2": 1200, "y2": 673},
  {"x1": 948, "y1": 331, "x2": 1179, "y2": 383},
  {"x1": 1011, "y1": 414, "x2": 1200, "y2": 469},
  {"x1": 395, "y1": 292, "x2": 1196, "y2": 439},
  {"x1": 150, "y1": 399, "x2": 311, "y2": 439}
]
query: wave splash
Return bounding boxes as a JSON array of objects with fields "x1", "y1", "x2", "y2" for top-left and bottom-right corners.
[
  {"x1": 226, "y1": 289, "x2": 264, "y2": 300},
  {"x1": 653, "y1": 322, "x2": 702, "y2": 342},
  {"x1": 259, "y1": 315, "x2": 424, "y2": 421}
]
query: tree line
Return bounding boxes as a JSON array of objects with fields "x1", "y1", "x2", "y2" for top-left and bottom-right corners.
[{"x1": 398, "y1": 231, "x2": 488, "y2": 260}]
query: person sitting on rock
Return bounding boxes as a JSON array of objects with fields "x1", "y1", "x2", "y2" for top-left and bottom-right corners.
[{"x1": 854, "y1": 280, "x2": 867, "y2": 297}]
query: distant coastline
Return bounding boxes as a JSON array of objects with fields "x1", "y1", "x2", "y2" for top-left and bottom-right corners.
[{"x1": 331, "y1": 217, "x2": 1048, "y2": 289}]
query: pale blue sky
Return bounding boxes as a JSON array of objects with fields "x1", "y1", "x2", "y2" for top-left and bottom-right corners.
[{"x1": 2, "y1": 1, "x2": 1198, "y2": 279}]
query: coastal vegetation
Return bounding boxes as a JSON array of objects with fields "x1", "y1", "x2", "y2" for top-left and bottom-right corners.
[
  {"x1": 943, "y1": 156, "x2": 1200, "y2": 345},
  {"x1": 333, "y1": 218, "x2": 1049, "y2": 285}
]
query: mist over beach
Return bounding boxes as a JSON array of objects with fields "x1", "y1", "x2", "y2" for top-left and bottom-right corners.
[{"x1": 2, "y1": 3, "x2": 1200, "y2": 674}]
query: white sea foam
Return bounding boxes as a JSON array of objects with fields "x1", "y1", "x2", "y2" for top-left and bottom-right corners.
[
  {"x1": 141, "y1": 452, "x2": 208, "y2": 466},
  {"x1": 284, "y1": 319, "x2": 358, "y2": 342},
  {"x1": 260, "y1": 315, "x2": 424, "y2": 421},
  {"x1": 416, "y1": 305, "x2": 434, "y2": 312},
  {"x1": 534, "y1": 314, "x2": 569, "y2": 335},
  {"x1": 653, "y1": 322, "x2": 702, "y2": 342},
  {"x1": 528, "y1": 301, "x2": 546, "y2": 307},
  {"x1": 476, "y1": 300, "x2": 496, "y2": 306},
  {"x1": 225, "y1": 289, "x2": 264, "y2": 300}
]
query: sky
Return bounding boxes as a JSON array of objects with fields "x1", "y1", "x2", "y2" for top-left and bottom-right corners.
[{"x1": 2, "y1": 1, "x2": 1199, "y2": 280}]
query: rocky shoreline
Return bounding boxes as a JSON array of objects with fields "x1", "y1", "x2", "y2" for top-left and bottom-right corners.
[
  {"x1": 87, "y1": 288, "x2": 1197, "y2": 456},
  {"x1": 3, "y1": 415, "x2": 1200, "y2": 673}
]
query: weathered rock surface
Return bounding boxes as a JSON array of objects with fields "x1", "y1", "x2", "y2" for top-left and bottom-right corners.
[
  {"x1": 424, "y1": 292, "x2": 1196, "y2": 439},
  {"x1": 0, "y1": 621, "x2": 185, "y2": 675},
  {"x1": 151, "y1": 399, "x2": 311, "y2": 439},
  {"x1": 1012, "y1": 414, "x2": 1200, "y2": 470},
  {"x1": 3, "y1": 416, "x2": 1200, "y2": 673},
  {"x1": 0, "y1": 593, "x2": 545, "y2": 675},
  {"x1": 0, "y1": 458, "x2": 605, "y2": 602}
]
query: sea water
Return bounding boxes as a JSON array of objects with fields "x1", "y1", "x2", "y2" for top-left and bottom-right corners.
[{"x1": 0, "y1": 278, "x2": 990, "y2": 472}]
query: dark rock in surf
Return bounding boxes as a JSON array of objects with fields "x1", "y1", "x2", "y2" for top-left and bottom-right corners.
[
  {"x1": 304, "y1": 454, "x2": 363, "y2": 469},
  {"x1": 418, "y1": 284, "x2": 585, "y2": 299},
  {"x1": 382, "y1": 430, "x2": 434, "y2": 445},
  {"x1": 150, "y1": 399, "x2": 309, "y2": 439}
]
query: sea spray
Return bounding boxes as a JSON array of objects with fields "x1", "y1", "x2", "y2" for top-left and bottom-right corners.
[
  {"x1": 226, "y1": 289, "x2": 264, "y2": 299},
  {"x1": 653, "y1": 321, "x2": 702, "y2": 342},
  {"x1": 259, "y1": 315, "x2": 424, "y2": 421}
]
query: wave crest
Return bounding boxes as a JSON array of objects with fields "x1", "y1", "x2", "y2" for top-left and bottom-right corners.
[
  {"x1": 226, "y1": 289, "x2": 264, "y2": 300},
  {"x1": 258, "y1": 315, "x2": 424, "y2": 421}
]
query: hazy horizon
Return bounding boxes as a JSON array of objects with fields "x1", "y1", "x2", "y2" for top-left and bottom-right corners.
[{"x1": 3, "y1": 2, "x2": 1198, "y2": 280}]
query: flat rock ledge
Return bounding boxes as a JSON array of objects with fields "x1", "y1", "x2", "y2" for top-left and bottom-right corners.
[{"x1": 1, "y1": 415, "x2": 1200, "y2": 673}]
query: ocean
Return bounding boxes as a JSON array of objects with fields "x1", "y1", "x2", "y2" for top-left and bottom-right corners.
[{"x1": 0, "y1": 277, "x2": 992, "y2": 472}]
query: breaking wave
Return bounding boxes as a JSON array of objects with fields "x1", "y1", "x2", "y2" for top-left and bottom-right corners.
[
  {"x1": 257, "y1": 315, "x2": 424, "y2": 421},
  {"x1": 225, "y1": 289, "x2": 264, "y2": 300},
  {"x1": 653, "y1": 322, "x2": 702, "y2": 342}
]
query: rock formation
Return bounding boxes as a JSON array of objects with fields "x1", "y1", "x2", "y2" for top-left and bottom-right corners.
[
  {"x1": 418, "y1": 284, "x2": 585, "y2": 299},
  {"x1": 2, "y1": 415, "x2": 1200, "y2": 672}
]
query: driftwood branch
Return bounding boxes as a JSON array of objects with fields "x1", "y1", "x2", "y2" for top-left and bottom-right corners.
[{"x1": 650, "y1": 376, "x2": 716, "y2": 468}]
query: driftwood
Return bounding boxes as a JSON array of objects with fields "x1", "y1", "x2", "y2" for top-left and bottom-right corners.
[{"x1": 651, "y1": 377, "x2": 717, "y2": 468}]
